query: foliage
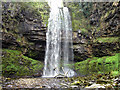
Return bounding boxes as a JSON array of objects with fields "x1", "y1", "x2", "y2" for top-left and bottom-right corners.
[
  {"x1": 94, "y1": 37, "x2": 120, "y2": 43},
  {"x1": 64, "y1": 2, "x2": 93, "y2": 32},
  {"x1": 74, "y1": 53, "x2": 119, "y2": 76},
  {"x1": 2, "y1": 49, "x2": 43, "y2": 77},
  {"x1": 79, "y1": 2, "x2": 93, "y2": 18},
  {"x1": 21, "y1": 2, "x2": 49, "y2": 26}
]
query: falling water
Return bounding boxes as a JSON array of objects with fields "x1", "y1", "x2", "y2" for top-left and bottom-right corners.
[{"x1": 43, "y1": 0, "x2": 75, "y2": 77}]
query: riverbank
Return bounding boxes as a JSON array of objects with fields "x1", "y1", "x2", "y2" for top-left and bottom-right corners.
[{"x1": 2, "y1": 73, "x2": 120, "y2": 89}]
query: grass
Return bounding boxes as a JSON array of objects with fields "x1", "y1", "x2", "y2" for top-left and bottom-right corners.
[
  {"x1": 2, "y1": 49, "x2": 43, "y2": 77},
  {"x1": 94, "y1": 37, "x2": 120, "y2": 43},
  {"x1": 74, "y1": 53, "x2": 119, "y2": 76}
]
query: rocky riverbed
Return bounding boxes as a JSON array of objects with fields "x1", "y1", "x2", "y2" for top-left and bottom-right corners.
[
  {"x1": 3, "y1": 78, "x2": 65, "y2": 88},
  {"x1": 2, "y1": 74, "x2": 120, "y2": 89}
]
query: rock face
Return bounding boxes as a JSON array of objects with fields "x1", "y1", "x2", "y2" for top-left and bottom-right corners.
[
  {"x1": 19, "y1": 10, "x2": 47, "y2": 61},
  {"x1": 89, "y1": 2, "x2": 120, "y2": 56},
  {"x1": 2, "y1": 32, "x2": 19, "y2": 48},
  {"x1": 90, "y1": 2, "x2": 120, "y2": 37},
  {"x1": 92, "y1": 42, "x2": 120, "y2": 57},
  {"x1": 73, "y1": 31, "x2": 92, "y2": 62},
  {"x1": 71, "y1": 2, "x2": 120, "y2": 62},
  {"x1": 2, "y1": 2, "x2": 47, "y2": 61}
]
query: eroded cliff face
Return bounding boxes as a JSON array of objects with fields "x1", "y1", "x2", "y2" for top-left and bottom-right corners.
[
  {"x1": 2, "y1": 2, "x2": 48, "y2": 62},
  {"x1": 90, "y1": 2, "x2": 120, "y2": 56},
  {"x1": 72, "y1": 2, "x2": 120, "y2": 62}
]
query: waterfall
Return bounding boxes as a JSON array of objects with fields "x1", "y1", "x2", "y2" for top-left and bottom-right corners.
[{"x1": 43, "y1": 0, "x2": 75, "y2": 77}]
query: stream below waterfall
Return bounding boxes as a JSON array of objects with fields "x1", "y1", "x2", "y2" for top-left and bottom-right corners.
[
  {"x1": 2, "y1": 74, "x2": 120, "y2": 89},
  {"x1": 2, "y1": 77, "x2": 71, "y2": 88}
]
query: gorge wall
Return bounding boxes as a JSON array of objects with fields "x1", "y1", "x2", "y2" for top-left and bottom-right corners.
[{"x1": 2, "y1": 2, "x2": 120, "y2": 77}]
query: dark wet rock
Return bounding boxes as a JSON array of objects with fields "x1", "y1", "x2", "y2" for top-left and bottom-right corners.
[
  {"x1": 73, "y1": 45, "x2": 91, "y2": 62},
  {"x1": 96, "y1": 79, "x2": 112, "y2": 84},
  {"x1": 90, "y1": 2, "x2": 120, "y2": 37},
  {"x1": 73, "y1": 31, "x2": 92, "y2": 62},
  {"x1": 33, "y1": 72, "x2": 42, "y2": 77},
  {"x1": 2, "y1": 32, "x2": 19, "y2": 48},
  {"x1": 92, "y1": 42, "x2": 120, "y2": 57},
  {"x1": 55, "y1": 75, "x2": 67, "y2": 79}
]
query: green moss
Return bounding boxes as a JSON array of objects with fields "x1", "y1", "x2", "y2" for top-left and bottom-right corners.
[
  {"x1": 23, "y1": 2, "x2": 49, "y2": 26},
  {"x1": 103, "y1": 9, "x2": 115, "y2": 19},
  {"x1": 2, "y1": 49, "x2": 43, "y2": 77},
  {"x1": 27, "y1": 50, "x2": 39, "y2": 58},
  {"x1": 111, "y1": 71, "x2": 119, "y2": 76},
  {"x1": 94, "y1": 37, "x2": 119, "y2": 43},
  {"x1": 68, "y1": 3, "x2": 92, "y2": 32},
  {"x1": 16, "y1": 36, "x2": 22, "y2": 43},
  {"x1": 81, "y1": 28, "x2": 88, "y2": 33},
  {"x1": 74, "y1": 53, "x2": 119, "y2": 76}
]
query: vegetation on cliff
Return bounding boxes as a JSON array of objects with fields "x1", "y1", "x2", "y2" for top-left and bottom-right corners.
[
  {"x1": 2, "y1": 49, "x2": 43, "y2": 77},
  {"x1": 74, "y1": 53, "x2": 119, "y2": 76}
]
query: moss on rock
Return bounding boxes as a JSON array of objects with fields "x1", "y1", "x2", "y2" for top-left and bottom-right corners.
[
  {"x1": 2, "y1": 49, "x2": 43, "y2": 77},
  {"x1": 74, "y1": 53, "x2": 119, "y2": 76},
  {"x1": 94, "y1": 37, "x2": 120, "y2": 43}
]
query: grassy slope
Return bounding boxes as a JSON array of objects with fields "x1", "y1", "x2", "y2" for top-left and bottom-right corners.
[
  {"x1": 74, "y1": 53, "x2": 119, "y2": 76},
  {"x1": 94, "y1": 37, "x2": 120, "y2": 43},
  {"x1": 2, "y1": 49, "x2": 43, "y2": 77}
]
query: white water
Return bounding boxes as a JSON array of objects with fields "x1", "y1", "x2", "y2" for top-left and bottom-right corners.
[{"x1": 43, "y1": 0, "x2": 75, "y2": 77}]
